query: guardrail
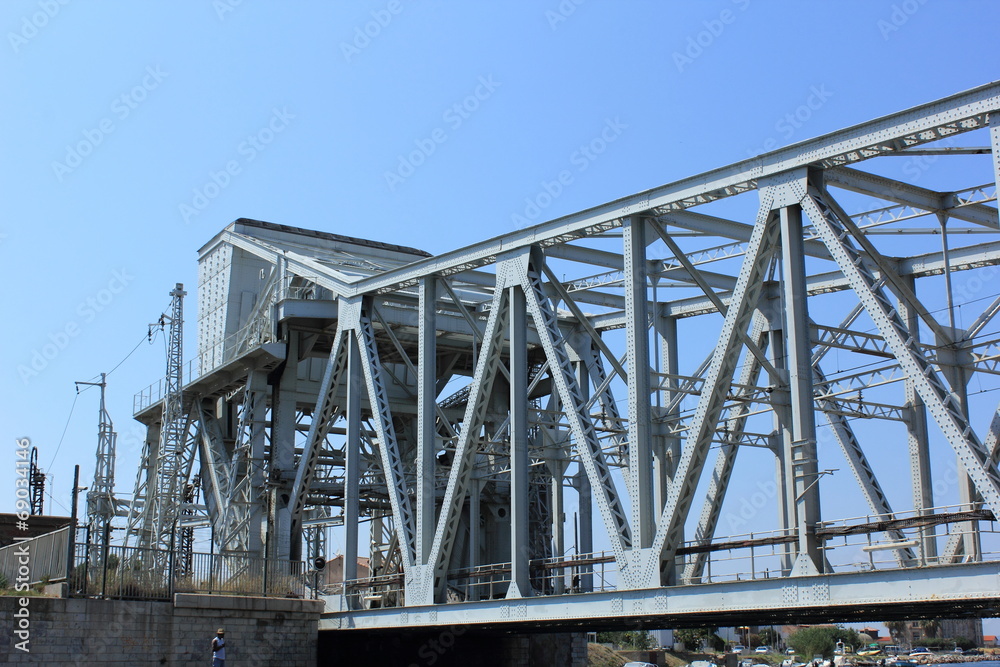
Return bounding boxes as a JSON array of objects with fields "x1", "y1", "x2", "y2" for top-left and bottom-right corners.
[
  {"x1": 0, "y1": 526, "x2": 70, "y2": 587},
  {"x1": 70, "y1": 539, "x2": 306, "y2": 600},
  {"x1": 133, "y1": 316, "x2": 278, "y2": 414}
]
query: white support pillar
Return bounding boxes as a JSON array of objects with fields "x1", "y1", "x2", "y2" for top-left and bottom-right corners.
[
  {"x1": 899, "y1": 276, "x2": 937, "y2": 562},
  {"x1": 508, "y1": 285, "x2": 530, "y2": 598},
  {"x1": 780, "y1": 203, "x2": 822, "y2": 572},
  {"x1": 247, "y1": 373, "x2": 268, "y2": 557},
  {"x1": 550, "y1": 458, "x2": 567, "y2": 595},
  {"x1": 624, "y1": 215, "x2": 654, "y2": 550},
  {"x1": 656, "y1": 313, "x2": 680, "y2": 584},
  {"x1": 271, "y1": 332, "x2": 298, "y2": 560},
  {"x1": 656, "y1": 314, "x2": 680, "y2": 509},
  {"x1": 407, "y1": 276, "x2": 439, "y2": 605},
  {"x1": 417, "y1": 277, "x2": 438, "y2": 565},
  {"x1": 344, "y1": 334, "x2": 363, "y2": 596},
  {"x1": 468, "y1": 476, "x2": 481, "y2": 601}
]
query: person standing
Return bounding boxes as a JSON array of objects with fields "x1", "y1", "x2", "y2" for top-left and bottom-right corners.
[{"x1": 212, "y1": 628, "x2": 227, "y2": 667}]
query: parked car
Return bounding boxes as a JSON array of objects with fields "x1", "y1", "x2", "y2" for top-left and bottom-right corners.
[
  {"x1": 756, "y1": 647, "x2": 772, "y2": 654},
  {"x1": 786, "y1": 649, "x2": 797, "y2": 655},
  {"x1": 732, "y1": 645, "x2": 747, "y2": 653},
  {"x1": 624, "y1": 663, "x2": 656, "y2": 667}
]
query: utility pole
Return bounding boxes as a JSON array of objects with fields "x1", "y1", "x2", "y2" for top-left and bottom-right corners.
[
  {"x1": 28, "y1": 447, "x2": 45, "y2": 515},
  {"x1": 124, "y1": 283, "x2": 190, "y2": 564},
  {"x1": 77, "y1": 373, "x2": 118, "y2": 552}
]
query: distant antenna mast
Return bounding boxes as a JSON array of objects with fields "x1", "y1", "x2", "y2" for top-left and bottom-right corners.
[
  {"x1": 77, "y1": 373, "x2": 118, "y2": 544},
  {"x1": 28, "y1": 447, "x2": 45, "y2": 516}
]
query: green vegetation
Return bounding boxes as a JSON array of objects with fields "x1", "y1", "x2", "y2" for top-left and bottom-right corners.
[
  {"x1": 597, "y1": 630, "x2": 655, "y2": 650},
  {"x1": 676, "y1": 627, "x2": 726, "y2": 651},
  {"x1": 787, "y1": 626, "x2": 862, "y2": 659}
]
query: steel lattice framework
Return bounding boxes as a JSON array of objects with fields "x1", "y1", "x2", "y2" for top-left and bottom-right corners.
[{"x1": 129, "y1": 82, "x2": 1000, "y2": 627}]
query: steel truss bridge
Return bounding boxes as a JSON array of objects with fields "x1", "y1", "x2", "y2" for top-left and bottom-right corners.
[{"x1": 126, "y1": 82, "x2": 1000, "y2": 631}]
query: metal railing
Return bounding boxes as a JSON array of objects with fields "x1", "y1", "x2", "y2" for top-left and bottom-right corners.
[
  {"x1": 134, "y1": 315, "x2": 278, "y2": 414},
  {"x1": 0, "y1": 526, "x2": 70, "y2": 587},
  {"x1": 70, "y1": 539, "x2": 306, "y2": 600}
]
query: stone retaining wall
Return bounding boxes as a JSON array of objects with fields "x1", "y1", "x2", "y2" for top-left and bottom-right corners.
[{"x1": 0, "y1": 593, "x2": 323, "y2": 665}]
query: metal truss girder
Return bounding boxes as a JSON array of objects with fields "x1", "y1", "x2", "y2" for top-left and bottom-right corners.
[
  {"x1": 289, "y1": 319, "x2": 350, "y2": 542},
  {"x1": 428, "y1": 265, "x2": 511, "y2": 597},
  {"x1": 625, "y1": 217, "x2": 655, "y2": 548},
  {"x1": 657, "y1": 209, "x2": 833, "y2": 261},
  {"x1": 655, "y1": 238, "x2": 1000, "y2": 321},
  {"x1": 682, "y1": 312, "x2": 768, "y2": 583},
  {"x1": 802, "y1": 185, "x2": 1000, "y2": 518},
  {"x1": 523, "y1": 249, "x2": 634, "y2": 567},
  {"x1": 574, "y1": 338, "x2": 627, "y2": 460},
  {"x1": 219, "y1": 373, "x2": 266, "y2": 553},
  {"x1": 941, "y1": 401, "x2": 1000, "y2": 562},
  {"x1": 350, "y1": 83, "x2": 1000, "y2": 297},
  {"x1": 541, "y1": 262, "x2": 627, "y2": 382},
  {"x1": 647, "y1": 192, "x2": 780, "y2": 582},
  {"x1": 195, "y1": 401, "x2": 229, "y2": 531},
  {"x1": 991, "y1": 114, "x2": 1000, "y2": 212},
  {"x1": 826, "y1": 167, "x2": 999, "y2": 229},
  {"x1": 812, "y1": 363, "x2": 915, "y2": 567},
  {"x1": 545, "y1": 243, "x2": 625, "y2": 270},
  {"x1": 356, "y1": 299, "x2": 416, "y2": 570},
  {"x1": 814, "y1": 186, "x2": 957, "y2": 348},
  {"x1": 964, "y1": 294, "x2": 1000, "y2": 340},
  {"x1": 649, "y1": 218, "x2": 780, "y2": 382}
]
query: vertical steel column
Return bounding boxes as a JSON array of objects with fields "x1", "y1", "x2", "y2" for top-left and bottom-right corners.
[
  {"x1": 247, "y1": 373, "x2": 268, "y2": 557},
  {"x1": 899, "y1": 276, "x2": 937, "y2": 562},
  {"x1": 344, "y1": 335, "x2": 363, "y2": 593},
  {"x1": 657, "y1": 315, "x2": 679, "y2": 507},
  {"x1": 573, "y1": 360, "x2": 593, "y2": 592},
  {"x1": 550, "y1": 458, "x2": 567, "y2": 594},
  {"x1": 991, "y1": 113, "x2": 1000, "y2": 207},
  {"x1": 576, "y1": 470, "x2": 593, "y2": 591},
  {"x1": 468, "y1": 477, "x2": 481, "y2": 601},
  {"x1": 271, "y1": 332, "x2": 299, "y2": 560},
  {"x1": 780, "y1": 203, "x2": 822, "y2": 570},
  {"x1": 769, "y1": 329, "x2": 796, "y2": 576},
  {"x1": 624, "y1": 215, "x2": 654, "y2": 548},
  {"x1": 417, "y1": 277, "x2": 437, "y2": 567},
  {"x1": 656, "y1": 313, "x2": 680, "y2": 583},
  {"x1": 508, "y1": 285, "x2": 530, "y2": 598},
  {"x1": 950, "y1": 359, "x2": 981, "y2": 560}
]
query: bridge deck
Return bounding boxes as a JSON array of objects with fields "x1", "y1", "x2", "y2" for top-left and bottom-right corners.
[{"x1": 320, "y1": 561, "x2": 1000, "y2": 632}]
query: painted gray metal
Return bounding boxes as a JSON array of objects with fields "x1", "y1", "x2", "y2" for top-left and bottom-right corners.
[{"x1": 127, "y1": 82, "x2": 1000, "y2": 628}]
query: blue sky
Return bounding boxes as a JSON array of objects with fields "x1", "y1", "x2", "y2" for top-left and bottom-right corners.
[{"x1": 3, "y1": 0, "x2": 1000, "y2": 629}]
